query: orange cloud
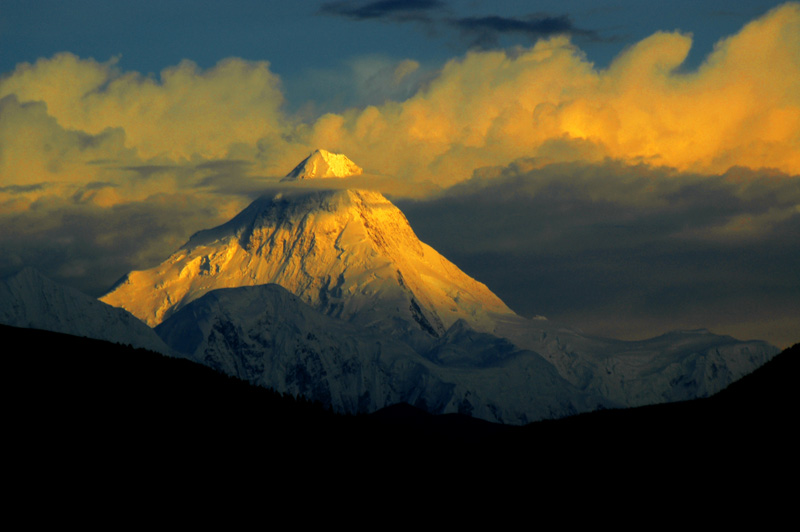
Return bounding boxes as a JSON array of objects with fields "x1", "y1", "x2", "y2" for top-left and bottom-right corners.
[
  {"x1": 1, "y1": 2, "x2": 798, "y2": 207},
  {"x1": 311, "y1": 2, "x2": 800, "y2": 184},
  {"x1": 0, "y1": 54, "x2": 287, "y2": 162}
]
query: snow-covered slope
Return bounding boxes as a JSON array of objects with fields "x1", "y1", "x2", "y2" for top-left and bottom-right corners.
[
  {"x1": 281, "y1": 149, "x2": 363, "y2": 181},
  {"x1": 489, "y1": 314, "x2": 778, "y2": 407},
  {"x1": 155, "y1": 283, "x2": 777, "y2": 423},
  {"x1": 156, "y1": 284, "x2": 604, "y2": 423},
  {"x1": 101, "y1": 187, "x2": 514, "y2": 348},
  {"x1": 0, "y1": 268, "x2": 173, "y2": 356}
]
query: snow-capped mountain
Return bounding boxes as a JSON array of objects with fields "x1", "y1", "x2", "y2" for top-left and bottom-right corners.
[
  {"x1": 98, "y1": 149, "x2": 779, "y2": 423},
  {"x1": 0, "y1": 268, "x2": 173, "y2": 355},
  {"x1": 101, "y1": 156, "x2": 514, "y2": 348}
]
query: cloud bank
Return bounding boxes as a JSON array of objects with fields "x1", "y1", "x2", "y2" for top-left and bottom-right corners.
[
  {"x1": 398, "y1": 161, "x2": 800, "y2": 348},
  {"x1": 308, "y1": 2, "x2": 800, "y2": 183},
  {"x1": 3, "y1": 3, "x2": 798, "y2": 191}
]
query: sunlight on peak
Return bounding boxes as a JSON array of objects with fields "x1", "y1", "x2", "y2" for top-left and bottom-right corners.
[{"x1": 282, "y1": 149, "x2": 363, "y2": 181}]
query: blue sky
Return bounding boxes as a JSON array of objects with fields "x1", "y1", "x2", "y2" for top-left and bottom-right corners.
[{"x1": 0, "y1": 1, "x2": 787, "y2": 111}]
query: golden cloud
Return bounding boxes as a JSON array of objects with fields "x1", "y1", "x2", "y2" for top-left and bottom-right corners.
[
  {"x1": 1, "y1": 54, "x2": 287, "y2": 161},
  {"x1": 1, "y1": 3, "x2": 798, "y2": 212},
  {"x1": 312, "y1": 2, "x2": 800, "y2": 183}
]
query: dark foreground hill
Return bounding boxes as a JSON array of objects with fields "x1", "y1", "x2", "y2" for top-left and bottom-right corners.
[{"x1": 5, "y1": 323, "x2": 795, "y2": 480}]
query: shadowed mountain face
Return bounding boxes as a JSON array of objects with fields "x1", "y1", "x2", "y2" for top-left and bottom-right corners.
[
  {"x1": 155, "y1": 283, "x2": 595, "y2": 424},
  {"x1": 92, "y1": 151, "x2": 780, "y2": 423}
]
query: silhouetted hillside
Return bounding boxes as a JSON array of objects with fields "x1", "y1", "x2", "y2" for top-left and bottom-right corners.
[{"x1": 5, "y1": 324, "x2": 795, "y2": 477}]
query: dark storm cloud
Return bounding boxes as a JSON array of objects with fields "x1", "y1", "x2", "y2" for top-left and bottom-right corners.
[
  {"x1": 318, "y1": 0, "x2": 444, "y2": 21},
  {"x1": 396, "y1": 160, "x2": 800, "y2": 347}
]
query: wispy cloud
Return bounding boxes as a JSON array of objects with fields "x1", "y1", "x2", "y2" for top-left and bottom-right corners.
[
  {"x1": 449, "y1": 14, "x2": 602, "y2": 48},
  {"x1": 318, "y1": 0, "x2": 444, "y2": 21},
  {"x1": 319, "y1": 1, "x2": 604, "y2": 47},
  {"x1": 0, "y1": 183, "x2": 49, "y2": 194}
]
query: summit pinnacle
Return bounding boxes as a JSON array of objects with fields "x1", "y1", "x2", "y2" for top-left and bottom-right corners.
[{"x1": 281, "y1": 149, "x2": 363, "y2": 181}]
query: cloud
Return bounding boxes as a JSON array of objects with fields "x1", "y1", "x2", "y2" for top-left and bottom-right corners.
[
  {"x1": 0, "y1": 93, "x2": 137, "y2": 210},
  {"x1": 0, "y1": 194, "x2": 233, "y2": 295},
  {"x1": 307, "y1": 2, "x2": 800, "y2": 183},
  {"x1": 287, "y1": 56, "x2": 430, "y2": 114},
  {"x1": 0, "y1": 53, "x2": 289, "y2": 163},
  {"x1": 449, "y1": 14, "x2": 601, "y2": 48},
  {"x1": 4, "y1": 4, "x2": 798, "y2": 191},
  {"x1": 318, "y1": 1, "x2": 601, "y2": 48},
  {"x1": 319, "y1": 0, "x2": 444, "y2": 21},
  {"x1": 0, "y1": 80, "x2": 268, "y2": 293},
  {"x1": 397, "y1": 160, "x2": 800, "y2": 348}
]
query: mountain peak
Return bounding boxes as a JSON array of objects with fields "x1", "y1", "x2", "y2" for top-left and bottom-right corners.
[
  {"x1": 281, "y1": 149, "x2": 363, "y2": 181},
  {"x1": 100, "y1": 187, "x2": 515, "y2": 336}
]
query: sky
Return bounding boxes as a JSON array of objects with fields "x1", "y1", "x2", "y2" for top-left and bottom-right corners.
[{"x1": 1, "y1": 1, "x2": 798, "y2": 347}]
